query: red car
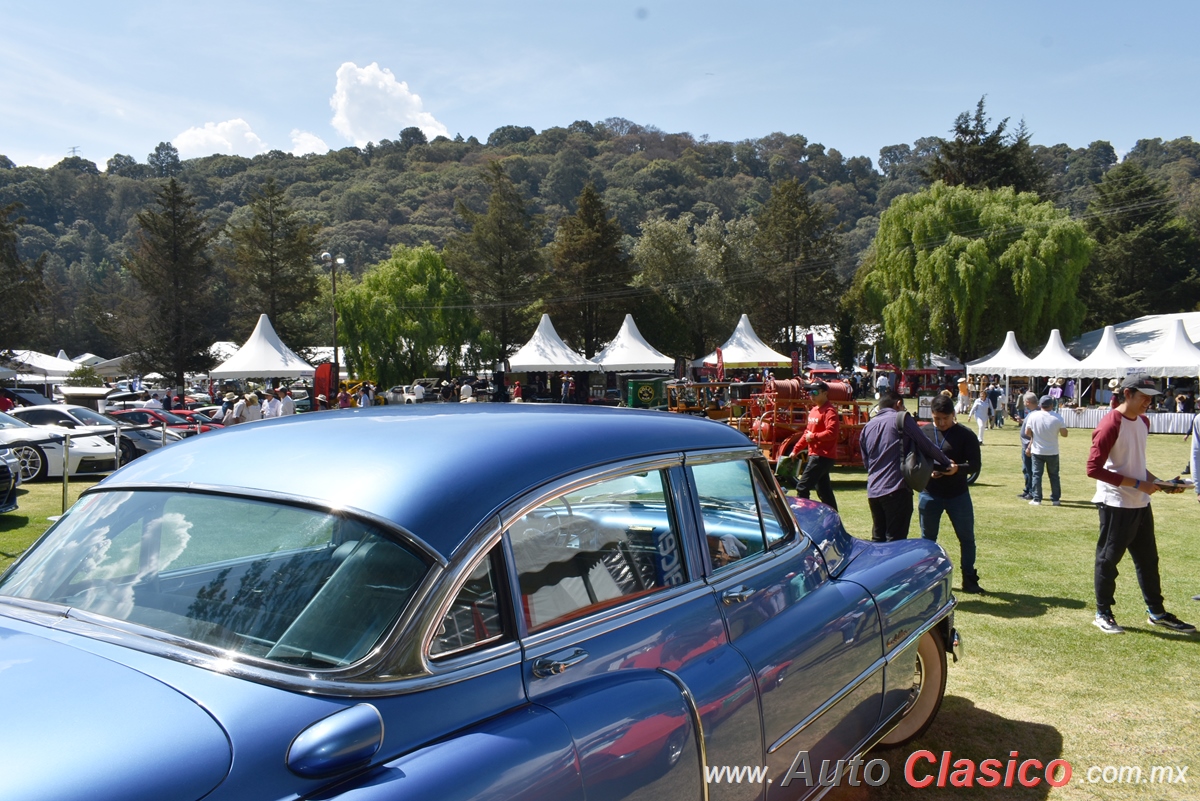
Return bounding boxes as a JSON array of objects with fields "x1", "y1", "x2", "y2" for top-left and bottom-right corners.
[{"x1": 109, "y1": 408, "x2": 216, "y2": 436}]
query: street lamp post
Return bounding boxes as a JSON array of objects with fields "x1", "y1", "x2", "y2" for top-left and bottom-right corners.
[{"x1": 321, "y1": 252, "x2": 346, "y2": 399}]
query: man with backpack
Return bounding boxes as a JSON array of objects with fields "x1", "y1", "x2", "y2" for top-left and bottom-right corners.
[{"x1": 860, "y1": 390, "x2": 956, "y2": 542}]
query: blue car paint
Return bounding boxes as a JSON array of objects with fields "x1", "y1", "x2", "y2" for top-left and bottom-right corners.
[
  {"x1": 0, "y1": 621, "x2": 231, "y2": 801},
  {"x1": 0, "y1": 406, "x2": 958, "y2": 801}
]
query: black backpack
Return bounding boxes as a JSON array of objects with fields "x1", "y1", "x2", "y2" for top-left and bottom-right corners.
[{"x1": 893, "y1": 411, "x2": 934, "y2": 492}]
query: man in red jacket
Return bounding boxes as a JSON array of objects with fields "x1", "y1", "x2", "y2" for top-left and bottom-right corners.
[{"x1": 792, "y1": 381, "x2": 840, "y2": 510}]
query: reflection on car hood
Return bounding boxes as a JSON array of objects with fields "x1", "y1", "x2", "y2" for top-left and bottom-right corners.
[{"x1": 0, "y1": 621, "x2": 232, "y2": 801}]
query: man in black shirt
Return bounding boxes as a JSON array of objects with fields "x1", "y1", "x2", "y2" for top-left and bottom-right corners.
[{"x1": 919, "y1": 394, "x2": 984, "y2": 593}]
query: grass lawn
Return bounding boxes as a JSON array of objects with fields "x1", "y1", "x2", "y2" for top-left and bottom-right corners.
[{"x1": 1, "y1": 415, "x2": 1197, "y2": 799}]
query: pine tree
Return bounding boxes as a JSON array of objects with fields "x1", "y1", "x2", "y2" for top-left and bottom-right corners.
[
  {"x1": 125, "y1": 179, "x2": 219, "y2": 389},
  {"x1": 546, "y1": 184, "x2": 631, "y2": 356},
  {"x1": 227, "y1": 178, "x2": 321, "y2": 345},
  {"x1": 0, "y1": 203, "x2": 46, "y2": 352}
]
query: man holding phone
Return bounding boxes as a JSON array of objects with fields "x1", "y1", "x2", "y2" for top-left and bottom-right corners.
[{"x1": 919, "y1": 394, "x2": 984, "y2": 593}]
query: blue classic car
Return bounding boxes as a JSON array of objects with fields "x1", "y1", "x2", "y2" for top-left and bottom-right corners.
[{"x1": 0, "y1": 406, "x2": 959, "y2": 800}]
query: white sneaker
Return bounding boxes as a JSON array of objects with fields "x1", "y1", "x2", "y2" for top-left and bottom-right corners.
[{"x1": 1029, "y1": 499, "x2": 1041, "y2": 506}]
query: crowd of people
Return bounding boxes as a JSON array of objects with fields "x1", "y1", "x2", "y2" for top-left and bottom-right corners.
[{"x1": 788, "y1": 373, "x2": 1196, "y2": 634}]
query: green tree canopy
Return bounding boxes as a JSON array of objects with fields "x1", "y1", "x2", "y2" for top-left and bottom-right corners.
[
  {"x1": 546, "y1": 184, "x2": 631, "y2": 357},
  {"x1": 862, "y1": 182, "x2": 1092, "y2": 363},
  {"x1": 337, "y1": 245, "x2": 478, "y2": 387},
  {"x1": 922, "y1": 97, "x2": 1045, "y2": 194},
  {"x1": 124, "y1": 179, "x2": 219, "y2": 388},
  {"x1": 1079, "y1": 161, "x2": 1200, "y2": 328},
  {"x1": 752, "y1": 178, "x2": 843, "y2": 342},
  {"x1": 444, "y1": 161, "x2": 544, "y2": 356},
  {"x1": 0, "y1": 203, "x2": 46, "y2": 351},
  {"x1": 226, "y1": 178, "x2": 322, "y2": 345}
]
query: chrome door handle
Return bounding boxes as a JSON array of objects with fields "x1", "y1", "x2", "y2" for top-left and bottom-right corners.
[
  {"x1": 532, "y1": 648, "x2": 589, "y2": 678},
  {"x1": 722, "y1": 586, "x2": 755, "y2": 605}
]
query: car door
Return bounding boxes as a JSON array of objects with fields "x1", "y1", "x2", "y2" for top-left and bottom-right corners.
[
  {"x1": 685, "y1": 453, "x2": 883, "y2": 798},
  {"x1": 508, "y1": 458, "x2": 766, "y2": 801}
]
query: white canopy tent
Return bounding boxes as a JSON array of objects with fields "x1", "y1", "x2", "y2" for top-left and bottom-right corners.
[
  {"x1": 694, "y1": 314, "x2": 792, "y2": 368},
  {"x1": 508, "y1": 314, "x2": 601, "y2": 372},
  {"x1": 209, "y1": 314, "x2": 316, "y2": 379},
  {"x1": 1027, "y1": 329, "x2": 1082, "y2": 378},
  {"x1": 5, "y1": 349, "x2": 80, "y2": 382},
  {"x1": 593, "y1": 315, "x2": 674, "y2": 372},
  {"x1": 1071, "y1": 325, "x2": 1142, "y2": 378},
  {"x1": 1135, "y1": 318, "x2": 1200, "y2": 378},
  {"x1": 1070, "y1": 311, "x2": 1200, "y2": 360},
  {"x1": 966, "y1": 331, "x2": 1035, "y2": 377}
]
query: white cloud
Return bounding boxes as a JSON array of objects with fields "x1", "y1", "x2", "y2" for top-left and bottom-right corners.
[
  {"x1": 290, "y1": 129, "x2": 329, "y2": 156},
  {"x1": 173, "y1": 118, "x2": 269, "y2": 159},
  {"x1": 329, "y1": 62, "x2": 449, "y2": 147}
]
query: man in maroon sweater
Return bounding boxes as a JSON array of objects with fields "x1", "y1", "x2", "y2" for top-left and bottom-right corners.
[
  {"x1": 1086, "y1": 374, "x2": 1195, "y2": 634},
  {"x1": 792, "y1": 381, "x2": 840, "y2": 510}
]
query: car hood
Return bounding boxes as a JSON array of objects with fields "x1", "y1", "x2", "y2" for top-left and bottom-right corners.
[{"x1": 0, "y1": 622, "x2": 232, "y2": 801}]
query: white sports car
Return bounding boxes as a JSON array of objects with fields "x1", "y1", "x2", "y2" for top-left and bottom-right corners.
[{"x1": 0, "y1": 412, "x2": 118, "y2": 482}]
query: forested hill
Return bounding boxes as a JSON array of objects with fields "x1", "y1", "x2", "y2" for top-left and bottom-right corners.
[{"x1": 2, "y1": 112, "x2": 1199, "y2": 363}]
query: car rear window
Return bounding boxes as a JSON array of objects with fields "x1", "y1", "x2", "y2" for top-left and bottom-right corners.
[{"x1": 0, "y1": 490, "x2": 428, "y2": 670}]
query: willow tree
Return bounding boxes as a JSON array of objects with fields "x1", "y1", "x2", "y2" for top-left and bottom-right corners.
[
  {"x1": 862, "y1": 182, "x2": 1092, "y2": 364},
  {"x1": 336, "y1": 245, "x2": 478, "y2": 387}
]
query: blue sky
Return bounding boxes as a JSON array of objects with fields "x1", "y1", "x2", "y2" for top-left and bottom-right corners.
[{"x1": 3, "y1": 1, "x2": 1197, "y2": 169}]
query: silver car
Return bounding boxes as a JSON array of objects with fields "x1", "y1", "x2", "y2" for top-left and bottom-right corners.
[{"x1": 9, "y1": 404, "x2": 183, "y2": 465}]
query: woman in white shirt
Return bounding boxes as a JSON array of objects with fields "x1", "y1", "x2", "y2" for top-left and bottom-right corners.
[{"x1": 969, "y1": 391, "x2": 992, "y2": 444}]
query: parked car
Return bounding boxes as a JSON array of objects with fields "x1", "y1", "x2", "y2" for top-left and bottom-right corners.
[
  {"x1": 172, "y1": 409, "x2": 224, "y2": 429},
  {"x1": 9, "y1": 403, "x2": 184, "y2": 464},
  {"x1": 0, "y1": 406, "x2": 959, "y2": 799},
  {"x1": 384, "y1": 385, "x2": 420, "y2": 404},
  {"x1": 0, "y1": 446, "x2": 19, "y2": 513},
  {"x1": 109, "y1": 408, "x2": 215, "y2": 436},
  {"x1": 0, "y1": 411, "x2": 117, "y2": 482}
]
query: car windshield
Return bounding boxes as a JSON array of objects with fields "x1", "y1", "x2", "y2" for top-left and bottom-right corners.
[
  {"x1": 71, "y1": 408, "x2": 116, "y2": 427},
  {"x1": 0, "y1": 412, "x2": 33, "y2": 430},
  {"x1": 0, "y1": 491, "x2": 429, "y2": 669},
  {"x1": 188, "y1": 411, "x2": 214, "y2": 424},
  {"x1": 158, "y1": 411, "x2": 190, "y2": 424}
]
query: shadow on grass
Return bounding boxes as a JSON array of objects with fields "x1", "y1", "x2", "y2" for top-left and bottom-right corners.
[
  {"x1": 0, "y1": 514, "x2": 31, "y2": 534},
  {"x1": 956, "y1": 590, "x2": 1087, "y2": 619},
  {"x1": 825, "y1": 696, "x2": 1063, "y2": 800},
  {"x1": 1123, "y1": 623, "x2": 1200, "y2": 643}
]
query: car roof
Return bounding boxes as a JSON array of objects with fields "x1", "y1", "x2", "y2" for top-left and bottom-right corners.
[{"x1": 97, "y1": 405, "x2": 751, "y2": 560}]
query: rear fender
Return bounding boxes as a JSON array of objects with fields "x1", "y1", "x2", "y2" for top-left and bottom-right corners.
[
  {"x1": 835, "y1": 538, "x2": 955, "y2": 724},
  {"x1": 786, "y1": 497, "x2": 859, "y2": 576}
]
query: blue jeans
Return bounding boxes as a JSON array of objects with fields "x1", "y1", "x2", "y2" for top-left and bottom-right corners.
[
  {"x1": 1022, "y1": 448, "x2": 1033, "y2": 496},
  {"x1": 1031, "y1": 454, "x2": 1061, "y2": 502},
  {"x1": 919, "y1": 490, "x2": 977, "y2": 579}
]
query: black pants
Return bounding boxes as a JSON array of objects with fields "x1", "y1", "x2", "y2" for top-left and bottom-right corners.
[
  {"x1": 869, "y1": 488, "x2": 914, "y2": 542},
  {"x1": 795, "y1": 455, "x2": 838, "y2": 510},
  {"x1": 1095, "y1": 503, "x2": 1164, "y2": 614}
]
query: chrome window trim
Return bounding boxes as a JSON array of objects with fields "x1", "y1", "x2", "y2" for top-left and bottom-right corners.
[{"x1": 658, "y1": 667, "x2": 710, "y2": 801}]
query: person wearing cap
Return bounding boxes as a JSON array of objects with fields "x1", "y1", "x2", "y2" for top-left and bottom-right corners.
[
  {"x1": 1107, "y1": 378, "x2": 1122, "y2": 409},
  {"x1": 316, "y1": 393, "x2": 330, "y2": 411},
  {"x1": 1022, "y1": 394, "x2": 1067, "y2": 506},
  {"x1": 1087, "y1": 374, "x2": 1194, "y2": 634},
  {"x1": 859, "y1": 390, "x2": 955, "y2": 542},
  {"x1": 920, "y1": 394, "x2": 984, "y2": 593},
  {"x1": 1017, "y1": 391, "x2": 1040, "y2": 500},
  {"x1": 791, "y1": 381, "x2": 840, "y2": 510}
]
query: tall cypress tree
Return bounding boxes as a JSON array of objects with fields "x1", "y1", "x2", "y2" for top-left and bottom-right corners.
[
  {"x1": 546, "y1": 184, "x2": 630, "y2": 356},
  {"x1": 227, "y1": 178, "x2": 321, "y2": 345},
  {"x1": 125, "y1": 179, "x2": 219, "y2": 389},
  {"x1": 444, "y1": 161, "x2": 544, "y2": 357}
]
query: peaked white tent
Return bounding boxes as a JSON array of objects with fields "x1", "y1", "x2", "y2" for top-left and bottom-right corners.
[
  {"x1": 1027, "y1": 329, "x2": 1082, "y2": 377},
  {"x1": 966, "y1": 331, "x2": 1035, "y2": 377},
  {"x1": 694, "y1": 314, "x2": 792, "y2": 368},
  {"x1": 1135, "y1": 318, "x2": 1200, "y2": 377},
  {"x1": 1072, "y1": 325, "x2": 1142, "y2": 378},
  {"x1": 508, "y1": 315, "x2": 601, "y2": 372},
  {"x1": 594, "y1": 315, "x2": 674, "y2": 371},
  {"x1": 209, "y1": 314, "x2": 315, "y2": 379}
]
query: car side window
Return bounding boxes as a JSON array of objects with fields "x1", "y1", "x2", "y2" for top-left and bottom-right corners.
[
  {"x1": 19, "y1": 409, "x2": 65, "y2": 426},
  {"x1": 508, "y1": 469, "x2": 684, "y2": 633},
  {"x1": 430, "y1": 549, "x2": 506, "y2": 657},
  {"x1": 751, "y1": 464, "x2": 790, "y2": 546},
  {"x1": 689, "y1": 460, "x2": 768, "y2": 572}
]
